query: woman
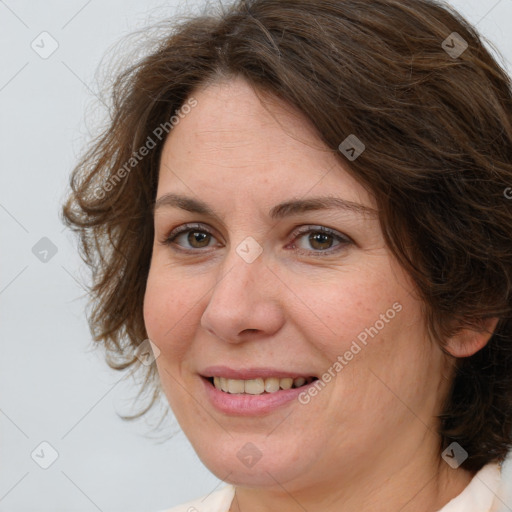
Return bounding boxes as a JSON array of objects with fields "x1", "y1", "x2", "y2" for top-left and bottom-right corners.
[{"x1": 62, "y1": 0, "x2": 512, "y2": 510}]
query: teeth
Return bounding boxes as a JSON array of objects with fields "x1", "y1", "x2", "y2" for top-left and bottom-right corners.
[
  {"x1": 212, "y1": 376, "x2": 312, "y2": 394},
  {"x1": 264, "y1": 377, "x2": 280, "y2": 393},
  {"x1": 228, "y1": 378, "x2": 245, "y2": 394},
  {"x1": 244, "y1": 378, "x2": 265, "y2": 394},
  {"x1": 280, "y1": 377, "x2": 293, "y2": 390},
  {"x1": 220, "y1": 377, "x2": 229, "y2": 392},
  {"x1": 293, "y1": 377, "x2": 306, "y2": 387}
]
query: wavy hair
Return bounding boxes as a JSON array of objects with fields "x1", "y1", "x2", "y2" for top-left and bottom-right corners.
[{"x1": 62, "y1": 0, "x2": 512, "y2": 471}]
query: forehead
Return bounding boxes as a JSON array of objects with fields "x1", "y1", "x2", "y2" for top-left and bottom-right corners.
[{"x1": 157, "y1": 77, "x2": 374, "y2": 212}]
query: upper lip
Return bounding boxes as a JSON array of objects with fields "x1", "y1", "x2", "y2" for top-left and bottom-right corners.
[
  {"x1": 200, "y1": 366, "x2": 317, "y2": 380},
  {"x1": 199, "y1": 366, "x2": 314, "y2": 380}
]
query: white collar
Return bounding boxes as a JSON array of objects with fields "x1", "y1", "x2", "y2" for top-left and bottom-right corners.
[{"x1": 436, "y1": 462, "x2": 502, "y2": 512}]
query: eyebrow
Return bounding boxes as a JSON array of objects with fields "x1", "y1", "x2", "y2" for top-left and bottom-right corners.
[{"x1": 153, "y1": 193, "x2": 377, "y2": 220}]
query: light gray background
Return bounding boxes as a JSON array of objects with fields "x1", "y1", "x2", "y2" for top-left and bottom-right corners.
[{"x1": 1, "y1": 1, "x2": 511, "y2": 511}]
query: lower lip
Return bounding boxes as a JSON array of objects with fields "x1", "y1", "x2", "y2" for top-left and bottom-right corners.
[{"x1": 201, "y1": 377, "x2": 315, "y2": 416}]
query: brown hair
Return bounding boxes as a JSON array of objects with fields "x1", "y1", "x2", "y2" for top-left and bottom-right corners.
[{"x1": 62, "y1": 0, "x2": 512, "y2": 471}]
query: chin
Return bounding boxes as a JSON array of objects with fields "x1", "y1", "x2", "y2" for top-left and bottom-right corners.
[{"x1": 191, "y1": 434, "x2": 312, "y2": 488}]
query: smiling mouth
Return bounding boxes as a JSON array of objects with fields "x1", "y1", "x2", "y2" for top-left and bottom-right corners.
[{"x1": 206, "y1": 376, "x2": 318, "y2": 395}]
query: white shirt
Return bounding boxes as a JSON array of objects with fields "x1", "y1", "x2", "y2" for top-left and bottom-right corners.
[{"x1": 161, "y1": 462, "x2": 506, "y2": 512}]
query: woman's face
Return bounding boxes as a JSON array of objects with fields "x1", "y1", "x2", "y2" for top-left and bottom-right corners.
[{"x1": 144, "y1": 77, "x2": 452, "y2": 493}]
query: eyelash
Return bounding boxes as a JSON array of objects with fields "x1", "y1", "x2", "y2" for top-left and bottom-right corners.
[{"x1": 161, "y1": 223, "x2": 353, "y2": 257}]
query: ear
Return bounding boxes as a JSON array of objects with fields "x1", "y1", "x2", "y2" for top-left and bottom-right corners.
[{"x1": 444, "y1": 317, "x2": 499, "y2": 358}]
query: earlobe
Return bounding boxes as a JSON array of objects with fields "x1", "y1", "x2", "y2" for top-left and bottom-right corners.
[{"x1": 444, "y1": 317, "x2": 500, "y2": 358}]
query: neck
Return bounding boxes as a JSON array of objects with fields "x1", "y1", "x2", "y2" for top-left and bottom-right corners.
[{"x1": 229, "y1": 447, "x2": 475, "y2": 512}]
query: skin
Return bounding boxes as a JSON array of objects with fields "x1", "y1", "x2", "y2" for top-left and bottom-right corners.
[{"x1": 143, "y1": 76, "x2": 494, "y2": 512}]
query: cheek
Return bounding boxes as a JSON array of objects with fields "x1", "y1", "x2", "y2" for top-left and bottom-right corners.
[
  {"x1": 143, "y1": 268, "x2": 204, "y2": 415},
  {"x1": 315, "y1": 281, "x2": 436, "y2": 423},
  {"x1": 143, "y1": 263, "x2": 204, "y2": 361},
  {"x1": 283, "y1": 264, "x2": 409, "y2": 360}
]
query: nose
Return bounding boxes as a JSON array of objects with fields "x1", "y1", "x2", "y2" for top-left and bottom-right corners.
[{"x1": 200, "y1": 248, "x2": 285, "y2": 343}]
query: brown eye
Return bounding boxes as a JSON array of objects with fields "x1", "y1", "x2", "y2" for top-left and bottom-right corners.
[
  {"x1": 163, "y1": 224, "x2": 218, "y2": 250},
  {"x1": 186, "y1": 231, "x2": 211, "y2": 248},
  {"x1": 291, "y1": 226, "x2": 352, "y2": 255},
  {"x1": 308, "y1": 232, "x2": 335, "y2": 251}
]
